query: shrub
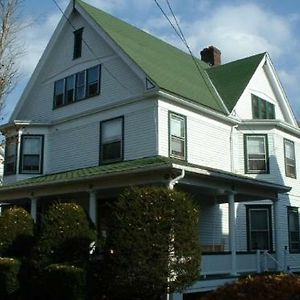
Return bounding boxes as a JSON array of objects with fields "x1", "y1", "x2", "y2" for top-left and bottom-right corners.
[
  {"x1": 0, "y1": 257, "x2": 20, "y2": 298},
  {"x1": 42, "y1": 264, "x2": 86, "y2": 300},
  {"x1": 0, "y1": 207, "x2": 34, "y2": 257},
  {"x1": 102, "y1": 186, "x2": 201, "y2": 300},
  {"x1": 34, "y1": 203, "x2": 96, "y2": 268},
  {"x1": 202, "y1": 274, "x2": 300, "y2": 300}
]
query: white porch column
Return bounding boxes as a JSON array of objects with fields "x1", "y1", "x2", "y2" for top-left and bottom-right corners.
[
  {"x1": 89, "y1": 190, "x2": 97, "y2": 225},
  {"x1": 228, "y1": 192, "x2": 237, "y2": 275},
  {"x1": 30, "y1": 197, "x2": 38, "y2": 223},
  {"x1": 273, "y1": 199, "x2": 282, "y2": 271}
]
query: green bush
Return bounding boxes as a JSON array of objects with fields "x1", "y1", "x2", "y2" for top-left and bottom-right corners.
[
  {"x1": 42, "y1": 264, "x2": 86, "y2": 300},
  {"x1": 0, "y1": 257, "x2": 20, "y2": 298},
  {"x1": 202, "y1": 274, "x2": 300, "y2": 300},
  {"x1": 0, "y1": 207, "x2": 34, "y2": 257},
  {"x1": 102, "y1": 186, "x2": 201, "y2": 300},
  {"x1": 34, "y1": 203, "x2": 96, "y2": 268}
]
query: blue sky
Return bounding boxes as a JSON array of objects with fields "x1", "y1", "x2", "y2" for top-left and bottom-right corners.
[{"x1": 3, "y1": 0, "x2": 300, "y2": 122}]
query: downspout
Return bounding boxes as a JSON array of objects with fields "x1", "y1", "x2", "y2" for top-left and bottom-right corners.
[{"x1": 168, "y1": 169, "x2": 185, "y2": 190}]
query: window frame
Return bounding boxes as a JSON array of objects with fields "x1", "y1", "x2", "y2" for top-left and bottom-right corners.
[
  {"x1": 99, "y1": 116, "x2": 124, "y2": 164},
  {"x1": 75, "y1": 70, "x2": 86, "y2": 101},
  {"x1": 65, "y1": 74, "x2": 76, "y2": 104},
  {"x1": 246, "y1": 205, "x2": 273, "y2": 251},
  {"x1": 252, "y1": 94, "x2": 275, "y2": 119},
  {"x1": 19, "y1": 135, "x2": 44, "y2": 175},
  {"x1": 284, "y1": 138, "x2": 296, "y2": 179},
  {"x1": 73, "y1": 28, "x2": 83, "y2": 60},
  {"x1": 169, "y1": 112, "x2": 187, "y2": 160},
  {"x1": 244, "y1": 134, "x2": 269, "y2": 174},
  {"x1": 86, "y1": 65, "x2": 101, "y2": 98},
  {"x1": 4, "y1": 136, "x2": 17, "y2": 176},
  {"x1": 287, "y1": 206, "x2": 300, "y2": 253},
  {"x1": 53, "y1": 79, "x2": 65, "y2": 108}
]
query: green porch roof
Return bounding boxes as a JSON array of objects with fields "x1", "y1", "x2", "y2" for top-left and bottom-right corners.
[
  {"x1": 77, "y1": 0, "x2": 226, "y2": 114},
  {"x1": 206, "y1": 53, "x2": 265, "y2": 112}
]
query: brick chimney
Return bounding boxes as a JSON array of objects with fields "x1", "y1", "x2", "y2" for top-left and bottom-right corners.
[{"x1": 200, "y1": 46, "x2": 221, "y2": 66}]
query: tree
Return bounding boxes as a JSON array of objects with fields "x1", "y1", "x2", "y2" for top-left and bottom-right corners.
[
  {"x1": 0, "y1": 0, "x2": 24, "y2": 111},
  {"x1": 103, "y1": 186, "x2": 201, "y2": 300}
]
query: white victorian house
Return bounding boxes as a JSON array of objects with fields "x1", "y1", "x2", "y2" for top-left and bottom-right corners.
[{"x1": 0, "y1": 0, "x2": 300, "y2": 298}]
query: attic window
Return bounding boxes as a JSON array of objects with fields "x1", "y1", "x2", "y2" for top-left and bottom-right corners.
[
  {"x1": 73, "y1": 28, "x2": 83, "y2": 59},
  {"x1": 252, "y1": 95, "x2": 275, "y2": 119}
]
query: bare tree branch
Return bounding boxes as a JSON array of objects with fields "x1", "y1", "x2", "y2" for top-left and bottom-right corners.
[{"x1": 0, "y1": 0, "x2": 24, "y2": 114}]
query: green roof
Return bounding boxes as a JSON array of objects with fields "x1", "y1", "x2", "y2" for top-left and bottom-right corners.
[
  {"x1": 206, "y1": 53, "x2": 265, "y2": 111},
  {"x1": 77, "y1": 0, "x2": 226, "y2": 114}
]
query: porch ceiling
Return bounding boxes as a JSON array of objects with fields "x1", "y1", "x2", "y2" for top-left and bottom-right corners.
[{"x1": 0, "y1": 156, "x2": 290, "y2": 202}]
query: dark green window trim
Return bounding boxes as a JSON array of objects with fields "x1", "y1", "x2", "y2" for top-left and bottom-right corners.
[
  {"x1": 284, "y1": 138, "x2": 296, "y2": 179},
  {"x1": 168, "y1": 112, "x2": 187, "y2": 161},
  {"x1": 287, "y1": 206, "x2": 300, "y2": 253},
  {"x1": 246, "y1": 205, "x2": 273, "y2": 251},
  {"x1": 53, "y1": 65, "x2": 101, "y2": 109},
  {"x1": 244, "y1": 134, "x2": 269, "y2": 174},
  {"x1": 252, "y1": 94, "x2": 275, "y2": 119},
  {"x1": 19, "y1": 135, "x2": 44, "y2": 175},
  {"x1": 99, "y1": 116, "x2": 124, "y2": 165}
]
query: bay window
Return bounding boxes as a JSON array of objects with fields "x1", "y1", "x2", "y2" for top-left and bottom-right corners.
[{"x1": 4, "y1": 137, "x2": 17, "y2": 175}]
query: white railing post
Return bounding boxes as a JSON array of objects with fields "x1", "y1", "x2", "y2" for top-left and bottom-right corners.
[
  {"x1": 273, "y1": 199, "x2": 282, "y2": 271},
  {"x1": 228, "y1": 192, "x2": 237, "y2": 275},
  {"x1": 89, "y1": 190, "x2": 97, "y2": 225},
  {"x1": 30, "y1": 197, "x2": 38, "y2": 223},
  {"x1": 256, "y1": 250, "x2": 261, "y2": 273}
]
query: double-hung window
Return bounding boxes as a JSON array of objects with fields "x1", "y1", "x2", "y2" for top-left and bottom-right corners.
[
  {"x1": 4, "y1": 137, "x2": 17, "y2": 175},
  {"x1": 87, "y1": 65, "x2": 101, "y2": 97},
  {"x1": 244, "y1": 134, "x2": 269, "y2": 173},
  {"x1": 169, "y1": 113, "x2": 186, "y2": 160},
  {"x1": 284, "y1": 139, "x2": 296, "y2": 178},
  {"x1": 247, "y1": 205, "x2": 272, "y2": 251},
  {"x1": 20, "y1": 135, "x2": 44, "y2": 174},
  {"x1": 288, "y1": 207, "x2": 300, "y2": 253},
  {"x1": 75, "y1": 70, "x2": 86, "y2": 101},
  {"x1": 100, "y1": 117, "x2": 123, "y2": 163},
  {"x1": 252, "y1": 95, "x2": 275, "y2": 119},
  {"x1": 54, "y1": 79, "x2": 65, "y2": 107},
  {"x1": 65, "y1": 75, "x2": 75, "y2": 104}
]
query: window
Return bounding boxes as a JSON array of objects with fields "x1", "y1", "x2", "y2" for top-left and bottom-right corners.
[
  {"x1": 100, "y1": 117, "x2": 123, "y2": 163},
  {"x1": 20, "y1": 135, "x2": 44, "y2": 174},
  {"x1": 284, "y1": 139, "x2": 296, "y2": 178},
  {"x1": 4, "y1": 137, "x2": 17, "y2": 175},
  {"x1": 73, "y1": 28, "x2": 83, "y2": 59},
  {"x1": 247, "y1": 205, "x2": 272, "y2": 251},
  {"x1": 54, "y1": 79, "x2": 64, "y2": 107},
  {"x1": 169, "y1": 113, "x2": 186, "y2": 160},
  {"x1": 244, "y1": 134, "x2": 269, "y2": 173},
  {"x1": 75, "y1": 70, "x2": 86, "y2": 101},
  {"x1": 65, "y1": 75, "x2": 75, "y2": 104},
  {"x1": 87, "y1": 65, "x2": 101, "y2": 97},
  {"x1": 252, "y1": 95, "x2": 275, "y2": 119},
  {"x1": 288, "y1": 207, "x2": 300, "y2": 253}
]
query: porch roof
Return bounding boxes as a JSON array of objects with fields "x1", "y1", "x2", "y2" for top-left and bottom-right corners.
[{"x1": 0, "y1": 156, "x2": 290, "y2": 201}]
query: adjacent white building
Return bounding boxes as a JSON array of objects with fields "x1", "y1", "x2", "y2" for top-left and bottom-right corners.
[{"x1": 0, "y1": 0, "x2": 300, "y2": 297}]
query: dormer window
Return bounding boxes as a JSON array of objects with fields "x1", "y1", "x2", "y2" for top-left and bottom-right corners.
[
  {"x1": 252, "y1": 95, "x2": 275, "y2": 119},
  {"x1": 73, "y1": 28, "x2": 83, "y2": 59}
]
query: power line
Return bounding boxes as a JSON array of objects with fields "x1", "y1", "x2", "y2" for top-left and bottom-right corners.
[{"x1": 51, "y1": 0, "x2": 136, "y2": 95}]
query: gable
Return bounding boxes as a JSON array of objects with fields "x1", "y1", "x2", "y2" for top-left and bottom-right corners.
[{"x1": 231, "y1": 54, "x2": 297, "y2": 125}]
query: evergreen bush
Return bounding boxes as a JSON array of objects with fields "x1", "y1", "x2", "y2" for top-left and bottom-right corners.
[
  {"x1": 202, "y1": 274, "x2": 300, "y2": 300},
  {"x1": 0, "y1": 207, "x2": 34, "y2": 257},
  {"x1": 102, "y1": 186, "x2": 201, "y2": 300},
  {"x1": 34, "y1": 203, "x2": 96, "y2": 268},
  {"x1": 43, "y1": 264, "x2": 86, "y2": 300},
  {"x1": 0, "y1": 257, "x2": 20, "y2": 298}
]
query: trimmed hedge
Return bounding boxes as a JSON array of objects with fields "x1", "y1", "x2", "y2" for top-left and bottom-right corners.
[
  {"x1": 0, "y1": 257, "x2": 20, "y2": 298},
  {"x1": 43, "y1": 264, "x2": 86, "y2": 300},
  {"x1": 202, "y1": 274, "x2": 300, "y2": 300},
  {"x1": 0, "y1": 207, "x2": 34, "y2": 257}
]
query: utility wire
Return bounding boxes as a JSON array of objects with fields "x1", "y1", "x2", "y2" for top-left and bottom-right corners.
[{"x1": 51, "y1": 0, "x2": 136, "y2": 95}]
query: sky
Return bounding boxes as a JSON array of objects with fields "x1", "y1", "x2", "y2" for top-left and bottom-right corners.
[{"x1": 3, "y1": 0, "x2": 300, "y2": 122}]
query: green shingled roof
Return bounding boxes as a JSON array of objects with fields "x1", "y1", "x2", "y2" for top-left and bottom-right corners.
[
  {"x1": 206, "y1": 53, "x2": 265, "y2": 112},
  {"x1": 77, "y1": 0, "x2": 226, "y2": 113}
]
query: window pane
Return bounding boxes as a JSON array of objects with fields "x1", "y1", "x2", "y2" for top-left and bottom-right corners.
[
  {"x1": 21, "y1": 136, "x2": 43, "y2": 173},
  {"x1": 23, "y1": 155, "x2": 40, "y2": 171},
  {"x1": 247, "y1": 136, "x2": 265, "y2": 154},
  {"x1": 76, "y1": 71, "x2": 86, "y2": 100},
  {"x1": 251, "y1": 94, "x2": 275, "y2": 120},
  {"x1": 251, "y1": 231, "x2": 269, "y2": 250},
  {"x1": 250, "y1": 209, "x2": 268, "y2": 230},
  {"x1": 171, "y1": 138, "x2": 184, "y2": 157},
  {"x1": 87, "y1": 66, "x2": 100, "y2": 97},
  {"x1": 102, "y1": 141, "x2": 121, "y2": 161},
  {"x1": 102, "y1": 118, "x2": 122, "y2": 142},
  {"x1": 66, "y1": 75, "x2": 75, "y2": 104},
  {"x1": 73, "y1": 28, "x2": 83, "y2": 59},
  {"x1": 54, "y1": 79, "x2": 64, "y2": 107},
  {"x1": 170, "y1": 115, "x2": 184, "y2": 138},
  {"x1": 252, "y1": 96, "x2": 259, "y2": 119},
  {"x1": 23, "y1": 137, "x2": 41, "y2": 155},
  {"x1": 285, "y1": 141, "x2": 295, "y2": 160},
  {"x1": 246, "y1": 135, "x2": 268, "y2": 172},
  {"x1": 288, "y1": 208, "x2": 300, "y2": 252}
]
